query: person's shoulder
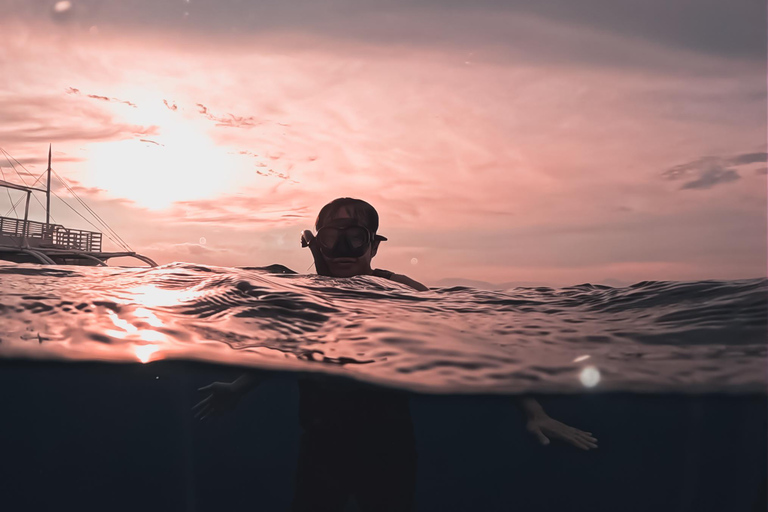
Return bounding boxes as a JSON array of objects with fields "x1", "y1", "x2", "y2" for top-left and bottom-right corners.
[
  {"x1": 371, "y1": 268, "x2": 429, "y2": 291},
  {"x1": 389, "y1": 273, "x2": 429, "y2": 292}
]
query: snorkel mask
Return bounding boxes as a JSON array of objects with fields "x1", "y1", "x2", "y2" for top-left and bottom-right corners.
[{"x1": 301, "y1": 222, "x2": 387, "y2": 276}]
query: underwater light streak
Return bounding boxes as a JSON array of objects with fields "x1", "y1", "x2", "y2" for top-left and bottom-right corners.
[
  {"x1": 104, "y1": 308, "x2": 167, "y2": 344},
  {"x1": 134, "y1": 344, "x2": 159, "y2": 363}
]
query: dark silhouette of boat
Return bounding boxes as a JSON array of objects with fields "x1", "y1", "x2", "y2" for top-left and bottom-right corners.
[{"x1": 0, "y1": 146, "x2": 156, "y2": 267}]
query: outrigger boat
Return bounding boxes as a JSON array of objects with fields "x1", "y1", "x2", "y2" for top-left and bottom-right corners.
[{"x1": 0, "y1": 146, "x2": 156, "y2": 267}]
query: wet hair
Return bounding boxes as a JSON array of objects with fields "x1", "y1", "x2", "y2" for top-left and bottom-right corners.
[{"x1": 315, "y1": 198, "x2": 380, "y2": 233}]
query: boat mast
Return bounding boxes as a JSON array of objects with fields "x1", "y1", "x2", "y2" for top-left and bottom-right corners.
[{"x1": 46, "y1": 144, "x2": 51, "y2": 226}]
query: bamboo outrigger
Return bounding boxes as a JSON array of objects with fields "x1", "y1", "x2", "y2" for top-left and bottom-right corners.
[{"x1": 0, "y1": 146, "x2": 157, "y2": 267}]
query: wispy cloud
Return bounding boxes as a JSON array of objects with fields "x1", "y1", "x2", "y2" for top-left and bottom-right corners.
[
  {"x1": 66, "y1": 87, "x2": 137, "y2": 108},
  {"x1": 0, "y1": 93, "x2": 157, "y2": 146},
  {"x1": 662, "y1": 152, "x2": 767, "y2": 190},
  {"x1": 164, "y1": 195, "x2": 311, "y2": 229},
  {"x1": 196, "y1": 103, "x2": 261, "y2": 128}
]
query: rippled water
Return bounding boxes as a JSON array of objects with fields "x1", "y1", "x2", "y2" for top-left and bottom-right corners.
[{"x1": 0, "y1": 263, "x2": 765, "y2": 393}]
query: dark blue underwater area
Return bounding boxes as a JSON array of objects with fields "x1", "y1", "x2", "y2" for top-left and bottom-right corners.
[{"x1": 0, "y1": 360, "x2": 765, "y2": 512}]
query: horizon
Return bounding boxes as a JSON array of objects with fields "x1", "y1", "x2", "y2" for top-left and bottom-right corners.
[{"x1": 0, "y1": 0, "x2": 765, "y2": 285}]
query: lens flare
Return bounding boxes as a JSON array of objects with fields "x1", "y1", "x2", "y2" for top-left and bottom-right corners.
[{"x1": 579, "y1": 366, "x2": 601, "y2": 388}]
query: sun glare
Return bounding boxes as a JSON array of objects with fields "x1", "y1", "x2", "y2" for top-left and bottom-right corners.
[
  {"x1": 83, "y1": 93, "x2": 248, "y2": 210},
  {"x1": 126, "y1": 284, "x2": 200, "y2": 307},
  {"x1": 134, "y1": 344, "x2": 159, "y2": 364}
]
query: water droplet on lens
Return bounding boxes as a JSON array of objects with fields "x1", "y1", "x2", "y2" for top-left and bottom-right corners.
[
  {"x1": 410, "y1": 258, "x2": 418, "y2": 265},
  {"x1": 579, "y1": 366, "x2": 600, "y2": 388},
  {"x1": 199, "y1": 237, "x2": 206, "y2": 245},
  {"x1": 54, "y1": 1, "x2": 72, "y2": 13},
  {"x1": 52, "y1": 0, "x2": 74, "y2": 21}
]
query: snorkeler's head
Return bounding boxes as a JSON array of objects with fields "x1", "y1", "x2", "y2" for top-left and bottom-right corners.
[
  {"x1": 313, "y1": 198, "x2": 386, "y2": 277},
  {"x1": 315, "y1": 197, "x2": 380, "y2": 234}
]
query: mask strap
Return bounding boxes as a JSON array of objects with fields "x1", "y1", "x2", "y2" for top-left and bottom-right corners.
[{"x1": 301, "y1": 230, "x2": 332, "y2": 276}]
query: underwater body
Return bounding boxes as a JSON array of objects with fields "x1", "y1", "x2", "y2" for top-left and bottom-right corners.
[{"x1": 0, "y1": 263, "x2": 765, "y2": 511}]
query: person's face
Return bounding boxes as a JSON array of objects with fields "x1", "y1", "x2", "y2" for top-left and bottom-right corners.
[{"x1": 321, "y1": 208, "x2": 377, "y2": 277}]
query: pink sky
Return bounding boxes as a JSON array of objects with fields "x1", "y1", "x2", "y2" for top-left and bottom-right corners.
[{"x1": 0, "y1": 1, "x2": 765, "y2": 286}]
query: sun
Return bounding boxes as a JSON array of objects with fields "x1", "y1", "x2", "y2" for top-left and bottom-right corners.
[{"x1": 83, "y1": 92, "x2": 248, "y2": 210}]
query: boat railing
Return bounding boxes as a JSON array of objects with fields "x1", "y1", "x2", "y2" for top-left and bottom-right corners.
[{"x1": 0, "y1": 215, "x2": 102, "y2": 252}]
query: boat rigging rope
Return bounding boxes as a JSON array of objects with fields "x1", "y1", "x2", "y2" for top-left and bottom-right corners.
[
  {"x1": 0, "y1": 147, "x2": 132, "y2": 253},
  {"x1": 0, "y1": 148, "x2": 56, "y2": 224},
  {"x1": 1, "y1": 170, "x2": 52, "y2": 220},
  {"x1": 52, "y1": 169, "x2": 133, "y2": 252},
  {"x1": 48, "y1": 188, "x2": 129, "y2": 251},
  {"x1": 0, "y1": 163, "x2": 20, "y2": 218}
]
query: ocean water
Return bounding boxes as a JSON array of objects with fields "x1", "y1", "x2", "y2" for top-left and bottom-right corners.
[
  {"x1": 0, "y1": 263, "x2": 766, "y2": 511},
  {"x1": 1, "y1": 263, "x2": 765, "y2": 393}
]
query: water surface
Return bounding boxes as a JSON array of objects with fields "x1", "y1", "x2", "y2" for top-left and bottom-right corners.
[{"x1": 1, "y1": 263, "x2": 765, "y2": 393}]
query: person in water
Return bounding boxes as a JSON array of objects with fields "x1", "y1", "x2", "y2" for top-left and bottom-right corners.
[{"x1": 194, "y1": 197, "x2": 597, "y2": 511}]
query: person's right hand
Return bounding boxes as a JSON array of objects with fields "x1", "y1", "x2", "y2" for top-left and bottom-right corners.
[{"x1": 192, "y1": 381, "x2": 244, "y2": 421}]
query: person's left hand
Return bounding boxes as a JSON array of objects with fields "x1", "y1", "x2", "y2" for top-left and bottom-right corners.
[
  {"x1": 526, "y1": 414, "x2": 598, "y2": 450},
  {"x1": 192, "y1": 381, "x2": 244, "y2": 421}
]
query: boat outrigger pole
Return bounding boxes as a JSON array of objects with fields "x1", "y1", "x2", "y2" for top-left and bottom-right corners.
[{"x1": 46, "y1": 144, "x2": 51, "y2": 227}]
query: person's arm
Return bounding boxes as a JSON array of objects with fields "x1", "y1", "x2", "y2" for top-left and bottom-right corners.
[
  {"x1": 192, "y1": 371, "x2": 265, "y2": 420},
  {"x1": 515, "y1": 397, "x2": 598, "y2": 450},
  {"x1": 389, "y1": 273, "x2": 429, "y2": 291}
]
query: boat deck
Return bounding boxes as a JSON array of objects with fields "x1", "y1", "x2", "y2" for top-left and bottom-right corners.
[
  {"x1": 0, "y1": 216, "x2": 155, "y2": 267},
  {"x1": 0, "y1": 215, "x2": 102, "y2": 252}
]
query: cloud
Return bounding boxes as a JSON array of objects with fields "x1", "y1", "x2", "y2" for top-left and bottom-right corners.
[
  {"x1": 662, "y1": 152, "x2": 767, "y2": 190},
  {"x1": 66, "y1": 87, "x2": 137, "y2": 108},
  {"x1": 255, "y1": 168, "x2": 298, "y2": 183},
  {"x1": 5, "y1": 0, "x2": 763, "y2": 62},
  {"x1": 0, "y1": 94, "x2": 157, "y2": 146},
  {"x1": 164, "y1": 195, "x2": 311, "y2": 228},
  {"x1": 60, "y1": 181, "x2": 108, "y2": 197},
  {"x1": 0, "y1": 155, "x2": 84, "y2": 166},
  {"x1": 729, "y1": 152, "x2": 768, "y2": 166},
  {"x1": 170, "y1": 242, "x2": 229, "y2": 256},
  {"x1": 196, "y1": 103, "x2": 261, "y2": 128},
  {"x1": 680, "y1": 168, "x2": 740, "y2": 190},
  {"x1": 85, "y1": 94, "x2": 137, "y2": 108}
]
